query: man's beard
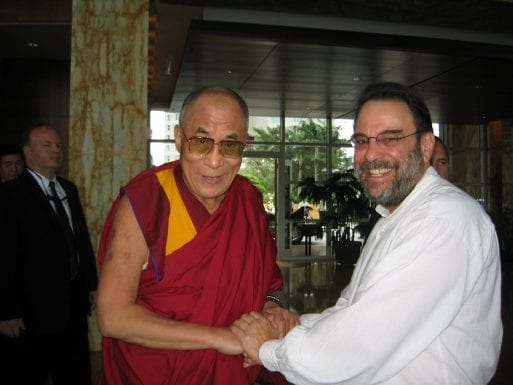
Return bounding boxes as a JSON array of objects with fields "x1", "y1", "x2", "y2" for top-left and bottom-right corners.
[{"x1": 355, "y1": 146, "x2": 424, "y2": 208}]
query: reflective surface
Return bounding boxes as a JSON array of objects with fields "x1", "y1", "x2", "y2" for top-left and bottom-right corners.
[{"x1": 278, "y1": 259, "x2": 353, "y2": 314}]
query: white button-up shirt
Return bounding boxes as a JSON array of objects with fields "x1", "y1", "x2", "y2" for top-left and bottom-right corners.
[
  {"x1": 27, "y1": 168, "x2": 73, "y2": 228},
  {"x1": 261, "y1": 167, "x2": 502, "y2": 385}
]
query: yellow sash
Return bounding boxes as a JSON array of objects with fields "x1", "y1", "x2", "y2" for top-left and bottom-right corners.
[{"x1": 156, "y1": 168, "x2": 197, "y2": 256}]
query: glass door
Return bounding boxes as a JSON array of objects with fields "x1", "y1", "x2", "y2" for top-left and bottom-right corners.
[
  {"x1": 240, "y1": 152, "x2": 329, "y2": 260},
  {"x1": 239, "y1": 153, "x2": 286, "y2": 255}
]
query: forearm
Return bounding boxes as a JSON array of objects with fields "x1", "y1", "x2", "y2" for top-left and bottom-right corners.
[
  {"x1": 97, "y1": 196, "x2": 243, "y2": 354},
  {"x1": 98, "y1": 302, "x2": 240, "y2": 353}
]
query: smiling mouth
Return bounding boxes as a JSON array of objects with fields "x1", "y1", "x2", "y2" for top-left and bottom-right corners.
[
  {"x1": 368, "y1": 167, "x2": 392, "y2": 176},
  {"x1": 204, "y1": 175, "x2": 221, "y2": 182}
]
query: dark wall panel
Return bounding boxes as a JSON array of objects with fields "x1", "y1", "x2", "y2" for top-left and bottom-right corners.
[{"x1": 0, "y1": 58, "x2": 70, "y2": 146}]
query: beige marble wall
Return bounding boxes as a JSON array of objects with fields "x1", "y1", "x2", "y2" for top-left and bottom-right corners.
[{"x1": 69, "y1": 0, "x2": 149, "y2": 350}]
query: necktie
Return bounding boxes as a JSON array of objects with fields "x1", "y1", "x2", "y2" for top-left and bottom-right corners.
[{"x1": 49, "y1": 181, "x2": 78, "y2": 279}]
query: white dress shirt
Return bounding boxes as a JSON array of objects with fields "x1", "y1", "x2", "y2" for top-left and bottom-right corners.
[
  {"x1": 260, "y1": 167, "x2": 502, "y2": 385},
  {"x1": 27, "y1": 168, "x2": 73, "y2": 229}
]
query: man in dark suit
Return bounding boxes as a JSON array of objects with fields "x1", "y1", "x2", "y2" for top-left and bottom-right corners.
[{"x1": 0, "y1": 124, "x2": 98, "y2": 385}]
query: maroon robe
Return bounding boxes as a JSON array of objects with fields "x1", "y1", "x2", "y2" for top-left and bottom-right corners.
[{"x1": 98, "y1": 161, "x2": 285, "y2": 385}]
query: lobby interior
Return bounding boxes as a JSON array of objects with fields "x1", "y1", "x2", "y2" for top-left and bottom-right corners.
[{"x1": 1, "y1": 1, "x2": 513, "y2": 384}]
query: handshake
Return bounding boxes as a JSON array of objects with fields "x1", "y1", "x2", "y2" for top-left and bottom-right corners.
[{"x1": 230, "y1": 303, "x2": 299, "y2": 366}]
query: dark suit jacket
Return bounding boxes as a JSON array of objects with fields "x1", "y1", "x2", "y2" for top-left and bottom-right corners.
[{"x1": 0, "y1": 170, "x2": 98, "y2": 334}]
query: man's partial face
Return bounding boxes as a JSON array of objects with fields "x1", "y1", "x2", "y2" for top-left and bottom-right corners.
[
  {"x1": 23, "y1": 126, "x2": 63, "y2": 178},
  {"x1": 430, "y1": 140, "x2": 449, "y2": 180},
  {"x1": 0, "y1": 153, "x2": 24, "y2": 182},
  {"x1": 175, "y1": 93, "x2": 247, "y2": 213},
  {"x1": 353, "y1": 100, "x2": 433, "y2": 211}
]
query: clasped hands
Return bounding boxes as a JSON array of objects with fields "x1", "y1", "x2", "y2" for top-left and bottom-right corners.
[{"x1": 231, "y1": 305, "x2": 299, "y2": 366}]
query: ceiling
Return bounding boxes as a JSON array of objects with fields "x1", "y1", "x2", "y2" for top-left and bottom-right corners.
[
  {"x1": 151, "y1": 1, "x2": 513, "y2": 124},
  {"x1": 2, "y1": 1, "x2": 513, "y2": 125}
]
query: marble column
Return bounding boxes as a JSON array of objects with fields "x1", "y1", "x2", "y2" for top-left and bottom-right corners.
[{"x1": 70, "y1": 0, "x2": 149, "y2": 350}]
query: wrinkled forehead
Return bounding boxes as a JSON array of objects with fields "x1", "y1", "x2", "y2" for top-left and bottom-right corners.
[
  {"x1": 184, "y1": 94, "x2": 248, "y2": 134},
  {"x1": 189, "y1": 90, "x2": 245, "y2": 114}
]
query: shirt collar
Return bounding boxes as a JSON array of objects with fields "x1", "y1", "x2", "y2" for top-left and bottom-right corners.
[{"x1": 27, "y1": 168, "x2": 58, "y2": 192}]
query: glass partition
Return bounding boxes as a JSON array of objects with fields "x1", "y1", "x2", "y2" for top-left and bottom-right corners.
[
  {"x1": 332, "y1": 118, "x2": 354, "y2": 145},
  {"x1": 148, "y1": 110, "x2": 363, "y2": 260},
  {"x1": 285, "y1": 117, "x2": 326, "y2": 143},
  {"x1": 249, "y1": 116, "x2": 280, "y2": 142},
  {"x1": 150, "y1": 110, "x2": 178, "y2": 140}
]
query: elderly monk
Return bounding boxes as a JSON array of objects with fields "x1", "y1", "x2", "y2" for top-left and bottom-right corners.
[{"x1": 97, "y1": 86, "x2": 297, "y2": 385}]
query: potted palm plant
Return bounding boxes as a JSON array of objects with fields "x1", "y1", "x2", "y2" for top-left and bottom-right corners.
[{"x1": 296, "y1": 170, "x2": 370, "y2": 264}]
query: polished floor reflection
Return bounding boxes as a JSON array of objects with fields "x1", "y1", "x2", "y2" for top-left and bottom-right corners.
[
  {"x1": 278, "y1": 232, "x2": 346, "y2": 314},
  {"x1": 278, "y1": 259, "x2": 349, "y2": 314}
]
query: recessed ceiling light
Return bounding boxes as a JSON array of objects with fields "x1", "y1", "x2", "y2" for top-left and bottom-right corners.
[
  {"x1": 227, "y1": 69, "x2": 232, "y2": 74},
  {"x1": 28, "y1": 42, "x2": 38, "y2": 48},
  {"x1": 353, "y1": 76, "x2": 360, "y2": 81},
  {"x1": 164, "y1": 56, "x2": 173, "y2": 75}
]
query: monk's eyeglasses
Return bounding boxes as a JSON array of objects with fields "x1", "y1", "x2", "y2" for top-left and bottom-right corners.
[
  {"x1": 350, "y1": 131, "x2": 419, "y2": 150},
  {"x1": 180, "y1": 126, "x2": 246, "y2": 158}
]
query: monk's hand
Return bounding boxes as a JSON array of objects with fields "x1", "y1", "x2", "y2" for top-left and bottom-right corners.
[
  {"x1": 262, "y1": 305, "x2": 299, "y2": 338},
  {"x1": 232, "y1": 311, "x2": 279, "y2": 365}
]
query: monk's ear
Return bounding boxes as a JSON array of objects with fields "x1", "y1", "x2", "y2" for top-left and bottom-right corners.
[
  {"x1": 420, "y1": 132, "x2": 435, "y2": 164},
  {"x1": 174, "y1": 125, "x2": 182, "y2": 153}
]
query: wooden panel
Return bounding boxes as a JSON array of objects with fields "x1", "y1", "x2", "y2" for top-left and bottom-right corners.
[
  {"x1": 0, "y1": 0, "x2": 17, "y2": 21},
  {"x1": 17, "y1": 0, "x2": 71, "y2": 22}
]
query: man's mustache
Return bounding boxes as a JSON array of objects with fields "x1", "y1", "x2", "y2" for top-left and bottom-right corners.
[{"x1": 356, "y1": 160, "x2": 396, "y2": 173}]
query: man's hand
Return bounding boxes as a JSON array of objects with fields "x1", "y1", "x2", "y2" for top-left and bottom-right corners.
[
  {"x1": 0, "y1": 318, "x2": 25, "y2": 338},
  {"x1": 232, "y1": 311, "x2": 280, "y2": 365},
  {"x1": 262, "y1": 304, "x2": 299, "y2": 338}
]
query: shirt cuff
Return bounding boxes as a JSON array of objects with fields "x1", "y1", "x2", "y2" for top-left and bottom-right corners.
[{"x1": 260, "y1": 339, "x2": 282, "y2": 371}]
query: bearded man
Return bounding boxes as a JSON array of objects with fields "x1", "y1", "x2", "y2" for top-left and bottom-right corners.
[{"x1": 233, "y1": 82, "x2": 502, "y2": 385}]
